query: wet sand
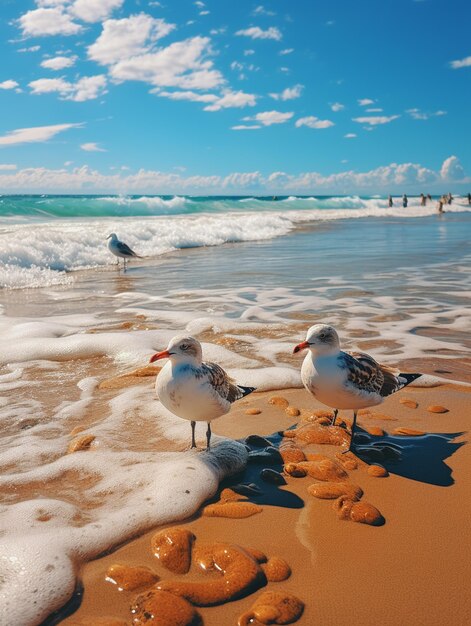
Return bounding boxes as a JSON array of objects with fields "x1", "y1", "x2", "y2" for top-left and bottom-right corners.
[{"x1": 58, "y1": 383, "x2": 471, "y2": 626}]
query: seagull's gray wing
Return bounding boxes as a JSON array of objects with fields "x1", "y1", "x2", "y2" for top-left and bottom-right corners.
[
  {"x1": 201, "y1": 362, "x2": 254, "y2": 404},
  {"x1": 117, "y1": 240, "x2": 139, "y2": 257}
]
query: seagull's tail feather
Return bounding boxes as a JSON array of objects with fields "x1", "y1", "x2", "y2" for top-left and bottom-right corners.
[
  {"x1": 398, "y1": 373, "x2": 422, "y2": 388},
  {"x1": 238, "y1": 385, "x2": 256, "y2": 398}
]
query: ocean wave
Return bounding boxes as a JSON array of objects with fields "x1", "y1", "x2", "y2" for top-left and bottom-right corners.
[{"x1": 1, "y1": 198, "x2": 470, "y2": 289}]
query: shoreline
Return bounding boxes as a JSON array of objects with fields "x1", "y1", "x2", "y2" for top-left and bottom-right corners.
[{"x1": 55, "y1": 382, "x2": 470, "y2": 626}]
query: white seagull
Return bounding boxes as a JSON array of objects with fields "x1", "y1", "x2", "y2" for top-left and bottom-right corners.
[
  {"x1": 106, "y1": 233, "x2": 142, "y2": 271},
  {"x1": 150, "y1": 336, "x2": 256, "y2": 449},
  {"x1": 293, "y1": 324, "x2": 421, "y2": 451}
]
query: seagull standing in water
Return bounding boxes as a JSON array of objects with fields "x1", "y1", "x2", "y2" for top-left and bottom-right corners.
[
  {"x1": 293, "y1": 324, "x2": 421, "y2": 451},
  {"x1": 106, "y1": 233, "x2": 141, "y2": 271},
  {"x1": 150, "y1": 336, "x2": 256, "y2": 449}
]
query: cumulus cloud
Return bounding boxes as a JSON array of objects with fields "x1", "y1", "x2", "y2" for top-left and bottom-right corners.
[
  {"x1": 295, "y1": 116, "x2": 334, "y2": 129},
  {"x1": 204, "y1": 90, "x2": 257, "y2": 111},
  {"x1": 95, "y1": 35, "x2": 222, "y2": 90},
  {"x1": 358, "y1": 98, "x2": 375, "y2": 106},
  {"x1": 235, "y1": 26, "x2": 282, "y2": 41},
  {"x1": 71, "y1": 0, "x2": 124, "y2": 23},
  {"x1": 352, "y1": 115, "x2": 399, "y2": 126},
  {"x1": 41, "y1": 55, "x2": 77, "y2": 70},
  {"x1": 0, "y1": 164, "x2": 17, "y2": 170},
  {"x1": 0, "y1": 156, "x2": 465, "y2": 193},
  {"x1": 0, "y1": 123, "x2": 82, "y2": 146},
  {"x1": 242, "y1": 110, "x2": 293, "y2": 126},
  {"x1": 344, "y1": 133, "x2": 357, "y2": 138},
  {"x1": 0, "y1": 80, "x2": 19, "y2": 90},
  {"x1": 269, "y1": 84, "x2": 303, "y2": 101},
  {"x1": 88, "y1": 14, "x2": 175, "y2": 65},
  {"x1": 253, "y1": 5, "x2": 276, "y2": 16},
  {"x1": 18, "y1": 7, "x2": 82, "y2": 37},
  {"x1": 153, "y1": 89, "x2": 218, "y2": 103},
  {"x1": 440, "y1": 155, "x2": 465, "y2": 181},
  {"x1": 80, "y1": 142, "x2": 106, "y2": 152},
  {"x1": 29, "y1": 75, "x2": 107, "y2": 101},
  {"x1": 330, "y1": 102, "x2": 344, "y2": 112},
  {"x1": 450, "y1": 55, "x2": 471, "y2": 69}
]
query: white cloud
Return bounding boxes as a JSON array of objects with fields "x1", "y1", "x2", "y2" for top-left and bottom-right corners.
[
  {"x1": 253, "y1": 5, "x2": 276, "y2": 16},
  {"x1": 153, "y1": 89, "x2": 218, "y2": 103},
  {"x1": 71, "y1": 0, "x2": 124, "y2": 23},
  {"x1": 406, "y1": 108, "x2": 447, "y2": 120},
  {"x1": 80, "y1": 142, "x2": 106, "y2": 152},
  {"x1": 199, "y1": 10, "x2": 210, "y2": 16},
  {"x1": 269, "y1": 84, "x2": 303, "y2": 101},
  {"x1": 358, "y1": 98, "x2": 375, "y2": 106},
  {"x1": 0, "y1": 80, "x2": 19, "y2": 90},
  {"x1": 88, "y1": 14, "x2": 176, "y2": 65},
  {"x1": 243, "y1": 49, "x2": 255, "y2": 56},
  {"x1": 440, "y1": 155, "x2": 465, "y2": 180},
  {"x1": 0, "y1": 164, "x2": 17, "y2": 170},
  {"x1": 450, "y1": 55, "x2": 471, "y2": 69},
  {"x1": 108, "y1": 37, "x2": 224, "y2": 90},
  {"x1": 0, "y1": 156, "x2": 464, "y2": 193},
  {"x1": 41, "y1": 55, "x2": 77, "y2": 70},
  {"x1": 330, "y1": 102, "x2": 344, "y2": 112},
  {"x1": 0, "y1": 123, "x2": 82, "y2": 146},
  {"x1": 18, "y1": 45, "x2": 41, "y2": 52},
  {"x1": 279, "y1": 48, "x2": 293, "y2": 55},
  {"x1": 235, "y1": 26, "x2": 282, "y2": 41},
  {"x1": 344, "y1": 133, "x2": 357, "y2": 138},
  {"x1": 18, "y1": 8, "x2": 82, "y2": 37},
  {"x1": 353, "y1": 115, "x2": 399, "y2": 126},
  {"x1": 243, "y1": 110, "x2": 293, "y2": 126},
  {"x1": 29, "y1": 75, "x2": 107, "y2": 101},
  {"x1": 295, "y1": 116, "x2": 334, "y2": 129},
  {"x1": 204, "y1": 90, "x2": 257, "y2": 111},
  {"x1": 194, "y1": 1, "x2": 205, "y2": 7},
  {"x1": 232, "y1": 125, "x2": 261, "y2": 130},
  {"x1": 365, "y1": 107, "x2": 382, "y2": 112}
]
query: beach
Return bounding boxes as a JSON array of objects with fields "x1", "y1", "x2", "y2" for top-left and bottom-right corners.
[{"x1": 0, "y1": 196, "x2": 470, "y2": 625}]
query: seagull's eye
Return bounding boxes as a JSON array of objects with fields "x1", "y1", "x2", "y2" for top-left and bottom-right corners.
[
  {"x1": 180, "y1": 344, "x2": 189, "y2": 351},
  {"x1": 319, "y1": 333, "x2": 326, "y2": 340}
]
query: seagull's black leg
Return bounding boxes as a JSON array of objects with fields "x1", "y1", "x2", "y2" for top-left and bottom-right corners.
[
  {"x1": 206, "y1": 422, "x2": 212, "y2": 450},
  {"x1": 348, "y1": 411, "x2": 358, "y2": 451},
  {"x1": 190, "y1": 421, "x2": 196, "y2": 448},
  {"x1": 123, "y1": 258, "x2": 127, "y2": 273},
  {"x1": 331, "y1": 409, "x2": 338, "y2": 426}
]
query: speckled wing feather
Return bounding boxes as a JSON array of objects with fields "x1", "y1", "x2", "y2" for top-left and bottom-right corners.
[
  {"x1": 117, "y1": 240, "x2": 139, "y2": 257},
  {"x1": 202, "y1": 362, "x2": 255, "y2": 403},
  {"x1": 341, "y1": 351, "x2": 385, "y2": 394},
  {"x1": 344, "y1": 351, "x2": 412, "y2": 397}
]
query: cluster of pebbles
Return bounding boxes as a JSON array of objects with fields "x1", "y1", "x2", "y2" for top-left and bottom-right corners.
[{"x1": 74, "y1": 526, "x2": 303, "y2": 626}]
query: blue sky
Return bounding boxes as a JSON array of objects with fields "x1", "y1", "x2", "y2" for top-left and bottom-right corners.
[{"x1": 0, "y1": 0, "x2": 470, "y2": 194}]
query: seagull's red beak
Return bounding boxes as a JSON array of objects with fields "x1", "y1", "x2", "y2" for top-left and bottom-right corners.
[
  {"x1": 293, "y1": 341, "x2": 310, "y2": 354},
  {"x1": 150, "y1": 350, "x2": 171, "y2": 363}
]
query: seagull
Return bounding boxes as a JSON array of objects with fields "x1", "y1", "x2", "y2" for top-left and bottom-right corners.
[
  {"x1": 106, "y1": 233, "x2": 141, "y2": 271},
  {"x1": 293, "y1": 324, "x2": 421, "y2": 451},
  {"x1": 150, "y1": 336, "x2": 256, "y2": 450}
]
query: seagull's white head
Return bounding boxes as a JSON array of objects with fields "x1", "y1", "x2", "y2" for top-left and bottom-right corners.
[
  {"x1": 106, "y1": 233, "x2": 117, "y2": 241},
  {"x1": 293, "y1": 324, "x2": 340, "y2": 356},
  {"x1": 150, "y1": 335, "x2": 202, "y2": 364}
]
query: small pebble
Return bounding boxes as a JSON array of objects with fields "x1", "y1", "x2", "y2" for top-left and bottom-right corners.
[
  {"x1": 105, "y1": 564, "x2": 158, "y2": 591},
  {"x1": 260, "y1": 468, "x2": 287, "y2": 485},
  {"x1": 285, "y1": 406, "x2": 300, "y2": 417},
  {"x1": 367, "y1": 465, "x2": 389, "y2": 478},
  {"x1": 245, "y1": 408, "x2": 262, "y2": 415},
  {"x1": 248, "y1": 447, "x2": 282, "y2": 465},
  {"x1": 393, "y1": 427, "x2": 426, "y2": 436},
  {"x1": 308, "y1": 482, "x2": 363, "y2": 500},
  {"x1": 334, "y1": 497, "x2": 385, "y2": 526},
  {"x1": 400, "y1": 398, "x2": 418, "y2": 409},
  {"x1": 427, "y1": 405, "x2": 449, "y2": 414},
  {"x1": 268, "y1": 396, "x2": 289, "y2": 408},
  {"x1": 261, "y1": 557, "x2": 291, "y2": 582},
  {"x1": 67, "y1": 434, "x2": 95, "y2": 453},
  {"x1": 230, "y1": 483, "x2": 263, "y2": 497}
]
